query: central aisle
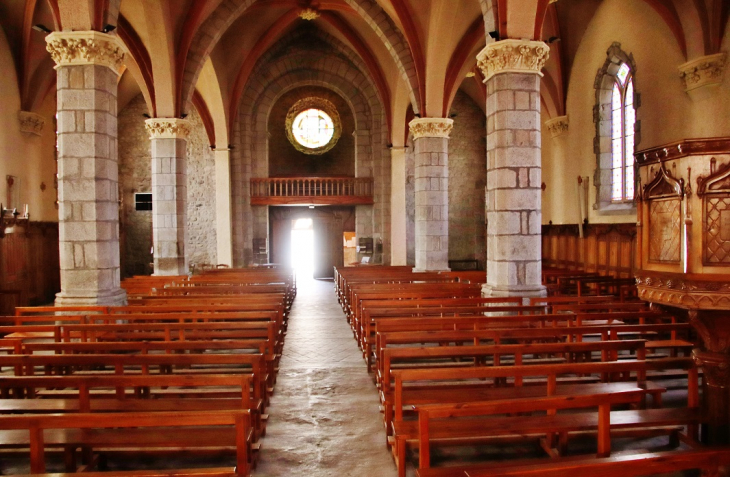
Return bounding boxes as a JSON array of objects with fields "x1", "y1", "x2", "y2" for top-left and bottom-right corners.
[{"x1": 253, "y1": 276, "x2": 399, "y2": 476}]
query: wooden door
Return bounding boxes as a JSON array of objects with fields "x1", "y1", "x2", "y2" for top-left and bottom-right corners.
[
  {"x1": 270, "y1": 218, "x2": 292, "y2": 266},
  {"x1": 312, "y1": 217, "x2": 343, "y2": 279}
]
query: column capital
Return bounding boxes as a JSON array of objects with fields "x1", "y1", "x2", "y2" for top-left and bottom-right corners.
[
  {"x1": 678, "y1": 52, "x2": 727, "y2": 92},
  {"x1": 145, "y1": 118, "x2": 192, "y2": 140},
  {"x1": 476, "y1": 39, "x2": 550, "y2": 82},
  {"x1": 45, "y1": 31, "x2": 124, "y2": 73},
  {"x1": 408, "y1": 117, "x2": 454, "y2": 140},
  {"x1": 18, "y1": 111, "x2": 45, "y2": 136},
  {"x1": 544, "y1": 115, "x2": 569, "y2": 138}
]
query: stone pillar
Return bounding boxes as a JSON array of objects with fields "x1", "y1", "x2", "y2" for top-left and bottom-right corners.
[
  {"x1": 409, "y1": 118, "x2": 453, "y2": 272},
  {"x1": 144, "y1": 118, "x2": 191, "y2": 276},
  {"x1": 477, "y1": 39, "x2": 550, "y2": 298},
  {"x1": 390, "y1": 147, "x2": 407, "y2": 265},
  {"x1": 46, "y1": 31, "x2": 127, "y2": 306},
  {"x1": 214, "y1": 148, "x2": 233, "y2": 267}
]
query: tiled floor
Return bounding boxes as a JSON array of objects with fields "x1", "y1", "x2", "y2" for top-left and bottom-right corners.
[{"x1": 253, "y1": 276, "x2": 399, "y2": 476}]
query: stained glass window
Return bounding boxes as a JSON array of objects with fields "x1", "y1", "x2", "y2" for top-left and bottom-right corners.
[
  {"x1": 610, "y1": 64, "x2": 636, "y2": 202},
  {"x1": 291, "y1": 109, "x2": 335, "y2": 149}
]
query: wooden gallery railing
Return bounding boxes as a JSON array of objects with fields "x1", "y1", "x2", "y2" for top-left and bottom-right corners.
[{"x1": 250, "y1": 177, "x2": 374, "y2": 205}]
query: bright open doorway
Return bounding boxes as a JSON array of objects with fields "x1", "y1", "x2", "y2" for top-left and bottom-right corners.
[{"x1": 291, "y1": 217, "x2": 314, "y2": 278}]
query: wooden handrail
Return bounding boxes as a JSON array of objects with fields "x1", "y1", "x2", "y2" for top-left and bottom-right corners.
[{"x1": 250, "y1": 177, "x2": 374, "y2": 205}]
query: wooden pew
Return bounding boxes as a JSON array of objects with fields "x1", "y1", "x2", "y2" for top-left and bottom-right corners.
[
  {"x1": 378, "y1": 339, "x2": 650, "y2": 400},
  {"x1": 375, "y1": 322, "x2": 694, "y2": 370},
  {"x1": 0, "y1": 410, "x2": 252, "y2": 476},
  {"x1": 389, "y1": 358, "x2": 701, "y2": 477},
  {"x1": 413, "y1": 390, "x2": 646, "y2": 477},
  {"x1": 379, "y1": 341, "x2": 660, "y2": 433},
  {"x1": 0, "y1": 353, "x2": 268, "y2": 409},
  {"x1": 4, "y1": 469, "x2": 239, "y2": 477},
  {"x1": 415, "y1": 448, "x2": 730, "y2": 477}
]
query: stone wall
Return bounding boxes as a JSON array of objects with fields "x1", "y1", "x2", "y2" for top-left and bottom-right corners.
[
  {"x1": 118, "y1": 95, "x2": 152, "y2": 277},
  {"x1": 268, "y1": 86, "x2": 355, "y2": 177},
  {"x1": 186, "y1": 108, "x2": 217, "y2": 269},
  {"x1": 448, "y1": 91, "x2": 487, "y2": 268},
  {"x1": 118, "y1": 94, "x2": 217, "y2": 277}
]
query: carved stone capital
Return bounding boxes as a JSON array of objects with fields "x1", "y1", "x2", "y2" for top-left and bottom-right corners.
[
  {"x1": 545, "y1": 115, "x2": 569, "y2": 138},
  {"x1": 145, "y1": 118, "x2": 192, "y2": 140},
  {"x1": 476, "y1": 39, "x2": 550, "y2": 82},
  {"x1": 409, "y1": 118, "x2": 454, "y2": 140},
  {"x1": 18, "y1": 111, "x2": 45, "y2": 136},
  {"x1": 45, "y1": 31, "x2": 124, "y2": 73},
  {"x1": 678, "y1": 52, "x2": 727, "y2": 92}
]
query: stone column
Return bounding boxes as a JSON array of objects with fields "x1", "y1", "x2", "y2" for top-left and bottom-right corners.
[
  {"x1": 144, "y1": 118, "x2": 191, "y2": 276},
  {"x1": 46, "y1": 31, "x2": 126, "y2": 306},
  {"x1": 477, "y1": 39, "x2": 550, "y2": 298},
  {"x1": 409, "y1": 118, "x2": 453, "y2": 272}
]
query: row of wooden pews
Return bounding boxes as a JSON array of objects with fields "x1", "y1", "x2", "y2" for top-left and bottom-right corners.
[
  {"x1": 0, "y1": 267, "x2": 295, "y2": 477},
  {"x1": 334, "y1": 265, "x2": 728, "y2": 477}
]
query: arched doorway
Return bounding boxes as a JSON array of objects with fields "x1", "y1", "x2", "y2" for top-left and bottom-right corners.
[{"x1": 269, "y1": 206, "x2": 355, "y2": 279}]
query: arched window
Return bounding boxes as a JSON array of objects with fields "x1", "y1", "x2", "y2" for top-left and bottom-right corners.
[
  {"x1": 611, "y1": 63, "x2": 635, "y2": 202},
  {"x1": 594, "y1": 43, "x2": 639, "y2": 213}
]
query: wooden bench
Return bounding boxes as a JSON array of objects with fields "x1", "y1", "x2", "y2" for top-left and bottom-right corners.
[
  {"x1": 4, "y1": 469, "x2": 238, "y2": 477},
  {"x1": 412, "y1": 390, "x2": 647, "y2": 477},
  {"x1": 379, "y1": 341, "x2": 661, "y2": 436},
  {"x1": 389, "y1": 357, "x2": 700, "y2": 476},
  {"x1": 0, "y1": 410, "x2": 252, "y2": 475},
  {"x1": 414, "y1": 448, "x2": 730, "y2": 477},
  {"x1": 378, "y1": 339, "x2": 650, "y2": 399},
  {"x1": 389, "y1": 358, "x2": 702, "y2": 476},
  {"x1": 375, "y1": 322, "x2": 694, "y2": 369},
  {"x1": 0, "y1": 353, "x2": 268, "y2": 409}
]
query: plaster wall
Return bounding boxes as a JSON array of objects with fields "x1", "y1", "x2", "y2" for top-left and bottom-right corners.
[
  {"x1": 0, "y1": 26, "x2": 58, "y2": 225},
  {"x1": 557, "y1": 0, "x2": 730, "y2": 225}
]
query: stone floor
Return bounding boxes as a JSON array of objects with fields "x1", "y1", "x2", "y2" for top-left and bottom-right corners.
[{"x1": 253, "y1": 276, "x2": 399, "y2": 476}]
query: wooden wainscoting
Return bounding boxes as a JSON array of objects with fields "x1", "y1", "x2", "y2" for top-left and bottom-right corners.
[
  {"x1": 0, "y1": 222, "x2": 60, "y2": 312},
  {"x1": 542, "y1": 223, "x2": 637, "y2": 278}
]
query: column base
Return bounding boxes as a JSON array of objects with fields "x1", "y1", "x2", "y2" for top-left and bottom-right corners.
[
  {"x1": 55, "y1": 288, "x2": 127, "y2": 307},
  {"x1": 412, "y1": 268, "x2": 450, "y2": 273},
  {"x1": 481, "y1": 283, "x2": 547, "y2": 301}
]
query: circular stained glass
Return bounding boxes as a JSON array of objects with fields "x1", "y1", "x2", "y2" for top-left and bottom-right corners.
[
  {"x1": 292, "y1": 109, "x2": 334, "y2": 149},
  {"x1": 285, "y1": 97, "x2": 341, "y2": 155}
]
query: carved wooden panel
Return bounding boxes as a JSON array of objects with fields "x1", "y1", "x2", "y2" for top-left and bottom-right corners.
[
  {"x1": 705, "y1": 196, "x2": 730, "y2": 264},
  {"x1": 542, "y1": 224, "x2": 637, "y2": 277},
  {"x1": 648, "y1": 198, "x2": 681, "y2": 263}
]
